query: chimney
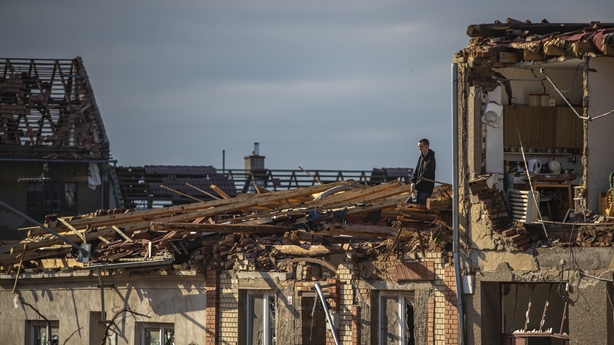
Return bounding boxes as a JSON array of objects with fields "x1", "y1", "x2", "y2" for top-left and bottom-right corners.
[{"x1": 244, "y1": 142, "x2": 265, "y2": 171}]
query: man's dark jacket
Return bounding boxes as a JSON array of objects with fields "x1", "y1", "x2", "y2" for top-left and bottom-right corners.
[{"x1": 410, "y1": 149, "x2": 436, "y2": 194}]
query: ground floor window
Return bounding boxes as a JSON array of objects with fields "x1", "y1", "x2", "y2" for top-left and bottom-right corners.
[
  {"x1": 28, "y1": 320, "x2": 59, "y2": 345},
  {"x1": 501, "y1": 283, "x2": 569, "y2": 344},
  {"x1": 140, "y1": 323, "x2": 174, "y2": 345},
  {"x1": 244, "y1": 291, "x2": 276, "y2": 345},
  {"x1": 377, "y1": 292, "x2": 415, "y2": 345}
]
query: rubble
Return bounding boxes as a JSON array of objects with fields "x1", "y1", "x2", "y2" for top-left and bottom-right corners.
[{"x1": 1, "y1": 180, "x2": 454, "y2": 275}]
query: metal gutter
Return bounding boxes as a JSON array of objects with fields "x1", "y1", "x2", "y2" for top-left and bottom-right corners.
[{"x1": 452, "y1": 63, "x2": 465, "y2": 345}]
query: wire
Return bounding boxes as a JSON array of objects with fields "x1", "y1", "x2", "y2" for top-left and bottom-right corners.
[{"x1": 542, "y1": 68, "x2": 614, "y2": 121}]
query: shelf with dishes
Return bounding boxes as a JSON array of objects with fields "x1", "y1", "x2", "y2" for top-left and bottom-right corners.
[{"x1": 503, "y1": 149, "x2": 579, "y2": 155}]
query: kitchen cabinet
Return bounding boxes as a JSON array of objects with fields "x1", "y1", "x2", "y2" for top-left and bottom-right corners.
[{"x1": 504, "y1": 106, "x2": 583, "y2": 149}]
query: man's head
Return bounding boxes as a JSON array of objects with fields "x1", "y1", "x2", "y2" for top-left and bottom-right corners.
[{"x1": 417, "y1": 138, "x2": 429, "y2": 155}]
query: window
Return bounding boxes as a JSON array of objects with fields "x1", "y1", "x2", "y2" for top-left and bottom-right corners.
[
  {"x1": 26, "y1": 182, "x2": 77, "y2": 221},
  {"x1": 28, "y1": 320, "x2": 59, "y2": 345},
  {"x1": 245, "y1": 291, "x2": 276, "y2": 345},
  {"x1": 501, "y1": 283, "x2": 569, "y2": 344},
  {"x1": 378, "y1": 292, "x2": 415, "y2": 345},
  {"x1": 141, "y1": 324, "x2": 174, "y2": 345}
]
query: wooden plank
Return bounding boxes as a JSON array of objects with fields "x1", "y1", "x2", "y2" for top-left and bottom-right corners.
[
  {"x1": 573, "y1": 41, "x2": 597, "y2": 55},
  {"x1": 272, "y1": 244, "x2": 342, "y2": 257},
  {"x1": 112, "y1": 226, "x2": 132, "y2": 242},
  {"x1": 211, "y1": 184, "x2": 231, "y2": 199},
  {"x1": 32, "y1": 181, "x2": 350, "y2": 234},
  {"x1": 319, "y1": 223, "x2": 398, "y2": 237},
  {"x1": 150, "y1": 223, "x2": 292, "y2": 234},
  {"x1": 544, "y1": 45, "x2": 566, "y2": 56},
  {"x1": 499, "y1": 51, "x2": 521, "y2": 63},
  {"x1": 523, "y1": 50, "x2": 545, "y2": 61}
]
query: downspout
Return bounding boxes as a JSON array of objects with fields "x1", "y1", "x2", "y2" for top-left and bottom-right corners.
[{"x1": 452, "y1": 63, "x2": 465, "y2": 345}]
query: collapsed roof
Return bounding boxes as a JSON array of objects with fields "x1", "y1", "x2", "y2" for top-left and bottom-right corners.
[
  {"x1": 455, "y1": 19, "x2": 614, "y2": 89},
  {"x1": 0, "y1": 57, "x2": 110, "y2": 159},
  {"x1": 1, "y1": 180, "x2": 455, "y2": 279}
]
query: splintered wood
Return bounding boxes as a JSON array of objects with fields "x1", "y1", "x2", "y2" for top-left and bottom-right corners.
[{"x1": 1, "y1": 180, "x2": 454, "y2": 271}]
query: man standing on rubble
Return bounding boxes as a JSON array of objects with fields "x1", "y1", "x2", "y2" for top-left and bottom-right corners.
[{"x1": 407, "y1": 138, "x2": 436, "y2": 205}]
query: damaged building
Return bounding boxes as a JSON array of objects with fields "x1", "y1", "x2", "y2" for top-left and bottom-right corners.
[
  {"x1": 4, "y1": 18, "x2": 614, "y2": 345},
  {"x1": 0, "y1": 59, "x2": 458, "y2": 344},
  {"x1": 0, "y1": 177, "x2": 459, "y2": 344},
  {"x1": 0, "y1": 57, "x2": 115, "y2": 240},
  {"x1": 453, "y1": 19, "x2": 614, "y2": 344}
]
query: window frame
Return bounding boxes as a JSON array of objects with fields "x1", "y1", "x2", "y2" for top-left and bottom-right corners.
[
  {"x1": 246, "y1": 291, "x2": 276, "y2": 345},
  {"x1": 26, "y1": 182, "x2": 78, "y2": 221},
  {"x1": 28, "y1": 320, "x2": 59, "y2": 345},
  {"x1": 378, "y1": 291, "x2": 415, "y2": 345},
  {"x1": 140, "y1": 323, "x2": 174, "y2": 345}
]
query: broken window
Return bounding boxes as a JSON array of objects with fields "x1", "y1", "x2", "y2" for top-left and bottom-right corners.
[
  {"x1": 244, "y1": 291, "x2": 276, "y2": 345},
  {"x1": 141, "y1": 323, "x2": 174, "y2": 345},
  {"x1": 377, "y1": 292, "x2": 415, "y2": 345},
  {"x1": 26, "y1": 182, "x2": 77, "y2": 221},
  {"x1": 27, "y1": 320, "x2": 59, "y2": 345},
  {"x1": 501, "y1": 283, "x2": 569, "y2": 344}
]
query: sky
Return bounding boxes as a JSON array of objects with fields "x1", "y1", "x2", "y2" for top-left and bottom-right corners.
[{"x1": 3, "y1": 1, "x2": 614, "y2": 182}]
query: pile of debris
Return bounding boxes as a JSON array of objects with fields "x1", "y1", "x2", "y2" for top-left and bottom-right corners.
[{"x1": 0, "y1": 179, "x2": 454, "y2": 274}]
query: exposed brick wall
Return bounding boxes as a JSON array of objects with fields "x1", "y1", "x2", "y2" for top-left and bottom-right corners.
[
  {"x1": 428, "y1": 297, "x2": 435, "y2": 344},
  {"x1": 205, "y1": 267, "x2": 219, "y2": 345},
  {"x1": 444, "y1": 264, "x2": 459, "y2": 344},
  {"x1": 351, "y1": 306, "x2": 360, "y2": 345},
  {"x1": 339, "y1": 264, "x2": 353, "y2": 345},
  {"x1": 218, "y1": 272, "x2": 239, "y2": 345},
  {"x1": 326, "y1": 278, "x2": 340, "y2": 345}
]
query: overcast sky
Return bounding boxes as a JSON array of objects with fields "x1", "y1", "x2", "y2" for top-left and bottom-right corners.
[{"x1": 3, "y1": 1, "x2": 614, "y2": 182}]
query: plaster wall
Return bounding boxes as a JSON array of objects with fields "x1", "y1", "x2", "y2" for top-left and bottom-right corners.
[
  {"x1": 0, "y1": 273, "x2": 207, "y2": 345},
  {"x1": 466, "y1": 248, "x2": 614, "y2": 345},
  {"x1": 586, "y1": 57, "x2": 614, "y2": 211},
  {"x1": 494, "y1": 66, "x2": 584, "y2": 106}
]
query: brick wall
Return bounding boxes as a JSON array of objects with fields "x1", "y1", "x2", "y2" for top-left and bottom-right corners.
[
  {"x1": 443, "y1": 264, "x2": 459, "y2": 344},
  {"x1": 425, "y1": 251, "x2": 459, "y2": 345},
  {"x1": 205, "y1": 267, "x2": 219, "y2": 345},
  {"x1": 218, "y1": 271, "x2": 239, "y2": 345}
]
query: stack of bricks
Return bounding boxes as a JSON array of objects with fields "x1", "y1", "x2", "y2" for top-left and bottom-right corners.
[
  {"x1": 443, "y1": 264, "x2": 459, "y2": 344},
  {"x1": 218, "y1": 272, "x2": 239, "y2": 345},
  {"x1": 469, "y1": 175, "x2": 511, "y2": 232},
  {"x1": 205, "y1": 267, "x2": 219, "y2": 345}
]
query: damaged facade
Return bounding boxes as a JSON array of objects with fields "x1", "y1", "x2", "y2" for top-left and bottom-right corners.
[
  {"x1": 1, "y1": 178, "x2": 460, "y2": 345},
  {"x1": 0, "y1": 57, "x2": 115, "y2": 240},
  {"x1": 454, "y1": 19, "x2": 614, "y2": 344},
  {"x1": 5, "y1": 18, "x2": 614, "y2": 345},
  {"x1": 0, "y1": 58, "x2": 459, "y2": 345}
]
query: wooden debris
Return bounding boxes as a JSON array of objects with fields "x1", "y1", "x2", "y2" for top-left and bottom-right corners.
[{"x1": 0, "y1": 179, "x2": 459, "y2": 271}]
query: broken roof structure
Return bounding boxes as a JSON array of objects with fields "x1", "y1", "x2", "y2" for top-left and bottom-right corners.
[
  {"x1": 1, "y1": 176, "x2": 457, "y2": 344},
  {"x1": 0, "y1": 57, "x2": 116, "y2": 240},
  {"x1": 0, "y1": 57, "x2": 110, "y2": 159},
  {"x1": 454, "y1": 19, "x2": 614, "y2": 345}
]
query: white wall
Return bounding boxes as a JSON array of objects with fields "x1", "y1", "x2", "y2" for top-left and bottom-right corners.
[
  {"x1": 495, "y1": 64, "x2": 584, "y2": 106},
  {"x1": 587, "y1": 57, "x2": 614, "y2": 211},
  {"x1": 0, "y1": 272, "x2": 207, "y2": 345}
]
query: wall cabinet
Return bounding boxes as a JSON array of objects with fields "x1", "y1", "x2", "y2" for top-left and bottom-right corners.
[{"x1": 504, "y1": 106, "x2": 583, "y2": 149}]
